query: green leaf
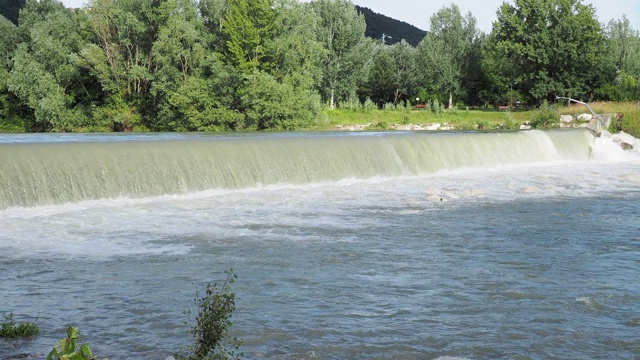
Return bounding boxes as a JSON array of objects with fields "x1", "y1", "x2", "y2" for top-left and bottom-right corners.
[{"x1": 80, "y1": 343, "x2": 93, "y2": 358}]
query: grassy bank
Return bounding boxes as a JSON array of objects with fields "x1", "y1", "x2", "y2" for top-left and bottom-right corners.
[
  {"x1": 314, "y1": 107, "x2": 532, "y2": 131},
  {"x1": 317, "y1": 102, "x2": 640, "y2": 138},
  {"x1": 556, "y1": 101, "x2": 640, "y2": 136},
  {"x1": 3, "y1": 102, "x2": 640, "y2": 137}
]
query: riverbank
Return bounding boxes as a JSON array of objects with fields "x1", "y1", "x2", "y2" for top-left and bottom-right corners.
[
  {"x1": 2, "y1": 102, "x2": 639, "y2": 137},
  {"x1": 313, "y1": 107, "x2": 530, "y2": 131},
  {"x1": 314, "y1": 101, "x2": 640, "y2": 137}
]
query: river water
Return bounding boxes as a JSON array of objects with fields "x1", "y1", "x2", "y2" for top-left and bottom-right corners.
[{"x1": 1, "y1": 130, "x2": 639, "y2": 359}]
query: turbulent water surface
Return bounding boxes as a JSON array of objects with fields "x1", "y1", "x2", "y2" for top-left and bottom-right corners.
[{"x1": 1, "y1": 130, "x2": 639, "y2": 359}]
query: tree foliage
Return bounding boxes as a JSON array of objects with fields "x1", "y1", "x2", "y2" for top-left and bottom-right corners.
[
  {"x1": 8, "y1": 0, "x2": 88, "y2": 131},
  {"x1": 1, "y1": 0, "x2": 639, "y2": 132},
  {"x1": 223, "y1": 0, "x2": 275, "y2": 73},
  {"x1": 311, "y1": 0, "x2": 371, "y2": 109},
  {"x1": 417, "y1": 4, "x2": 480, "y2": 109},
  {"x1": 489, "y1": 0, "x2": 609, "y2": 104},
  {"x1": 604, "y1": 16, "x2": 640, "y2": 100}
]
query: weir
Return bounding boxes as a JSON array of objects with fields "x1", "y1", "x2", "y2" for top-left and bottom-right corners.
[{"x1": 0, "y1": 130, "x2": 594, "y2": 209}]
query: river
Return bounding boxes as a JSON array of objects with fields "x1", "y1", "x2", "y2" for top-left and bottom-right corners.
[{"x1": 1, "y1": 130, "x2": 639, "y2": 359}]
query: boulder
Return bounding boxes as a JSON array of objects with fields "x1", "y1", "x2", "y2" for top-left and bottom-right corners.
[
  {"x1": 520, "y1": 124, "x2": 532, "y2": 130},
  {"x1": 577, "y1": 113, "x2": 593, "y2": 121},
  {"x1": 560, "y1": 114, "x2": 573, "y2": 123}
]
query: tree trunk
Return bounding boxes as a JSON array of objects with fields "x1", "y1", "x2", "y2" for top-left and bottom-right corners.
[
  {"x1": 449, "y1": 92, "x2": 453, "y2": 109},
  {"x1": 330, "y1": 88, "x2": 335, "y2": 110}
]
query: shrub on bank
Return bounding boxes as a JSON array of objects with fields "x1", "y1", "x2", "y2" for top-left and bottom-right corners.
[{"x1": 0, "y1": 312, "x2": 39, "y2": 338}]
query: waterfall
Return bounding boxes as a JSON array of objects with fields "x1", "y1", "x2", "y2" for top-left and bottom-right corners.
[{"x1": 0, "y1": 130, "x2": 594, "y2": 208}]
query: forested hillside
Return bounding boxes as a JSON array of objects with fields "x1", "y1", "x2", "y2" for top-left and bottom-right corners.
[
  {"x1": 0, "y1": 0, "x2": 25, "y2": 25},
  {"x1": 355, "y1": 5, "x2": 426, "y2": 46},
  {"x1": 0, "y1": 0, "x2": 639, "y2": 133}
]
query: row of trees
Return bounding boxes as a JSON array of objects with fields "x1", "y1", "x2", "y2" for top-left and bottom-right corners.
[{"x1": 0, "y1": 0, "x2": 639, "y2": 132}]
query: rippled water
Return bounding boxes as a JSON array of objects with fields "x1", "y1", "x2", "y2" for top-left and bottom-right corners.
[{"x1": 1, "y1": 135, "x2": 640, "y2": 359}]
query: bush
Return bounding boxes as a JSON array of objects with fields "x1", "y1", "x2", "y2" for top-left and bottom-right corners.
[
  {"x1": 530, "y1": 100, "x2": 558, "y2": 128},
  {"x1": 430, "y1": 99, "x2": 443, "y2": 114},
  {"x1": 241, "y1": 71, "x2": 320, "y2": 131},
  {"x1": 177, "y1": 270, "x2": 243, "y2": 360},
  {"x1": 339, "y1": 94, "x2": 362, "y2": 111},
  {"x1": 502, "y1": 110, "x2": 518, "y2": 129},
  {"x1": 363, "y1": 97, "x2": 377, "y2": 112},
  {"x1": 0, "y1": 313, "x2": 39, "y2": 338}
]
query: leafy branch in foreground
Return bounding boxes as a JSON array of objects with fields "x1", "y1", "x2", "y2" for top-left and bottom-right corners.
[
  {"x1": 47, "y1": 326, "x2": 95, "y2": 360},
  {"x1": 0, "y1": 312, "x2": 40, "y2": 338},
  {"x1": 177, "y1": 269, "x2": 243, "y2": 360}
]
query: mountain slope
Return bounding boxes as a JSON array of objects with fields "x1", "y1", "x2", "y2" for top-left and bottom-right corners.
[{"x1": 355, "y1": 5, "x2": 426, "y2": 47}]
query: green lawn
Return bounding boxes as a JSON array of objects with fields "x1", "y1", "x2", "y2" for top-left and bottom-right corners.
[
  {"x1": 313, "y1": 102, "x2": 640, "y2": 138},
  {"x1": 313, "y1": 107, "x2": 533, "y2": 131}
]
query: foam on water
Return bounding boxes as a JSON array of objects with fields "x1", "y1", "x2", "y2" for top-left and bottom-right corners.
[
  {"x1": 3, "y1": 156, "x2": 640, "y2": 260},
  {"x1": 591, "y1": 135, "x2": 640, "y2": 162}
]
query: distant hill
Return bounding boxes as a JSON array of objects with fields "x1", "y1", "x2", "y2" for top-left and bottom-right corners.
[{"x1": 355, "y1": 5, "x2": 426, "y2": 47}]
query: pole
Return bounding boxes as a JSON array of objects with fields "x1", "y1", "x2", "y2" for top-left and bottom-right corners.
[{"x1": 555, "y1": 96, "x2": 595, "y2": 116}]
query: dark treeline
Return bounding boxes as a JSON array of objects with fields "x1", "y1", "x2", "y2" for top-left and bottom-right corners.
[{"x1": 0, "y1": 0, "x2": 639, "y2": 132}]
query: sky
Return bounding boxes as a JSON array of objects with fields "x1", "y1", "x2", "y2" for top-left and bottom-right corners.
[{"x1": 60, "y1": 0, "x2": 640, "y2": 33}]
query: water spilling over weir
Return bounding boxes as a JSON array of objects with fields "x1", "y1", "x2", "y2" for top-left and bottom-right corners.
[
  {"x1": 3, "y1": 129, "x2": 640, "y2": 359},
  {"x1": 0, "y1": 130, "x2": 594, "y2": 209}
]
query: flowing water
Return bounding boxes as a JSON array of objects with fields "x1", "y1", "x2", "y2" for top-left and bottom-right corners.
[{"x1": 1, "y1": 130, "x2": 639, "y2": 359}]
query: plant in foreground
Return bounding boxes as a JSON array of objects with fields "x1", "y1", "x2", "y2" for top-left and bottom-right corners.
[
  {"x1": 47, "y1": 326, "x2": 95, "y2": 360},
  {"x1": 0, "y1": 312, "x2": 40, "y2": 338},
  {"x1": 177, "y1": 269, "x2": 243, "y2": 360}
]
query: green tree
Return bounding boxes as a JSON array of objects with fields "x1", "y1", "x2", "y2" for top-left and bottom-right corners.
[
  {"x1": 75, "y1": 0, "x2": 160, "y2": 130},
  {"x1": 8, "y1": 0, "x2": 88, "y2": 131},
  {"x1": 363, "y1": 45, "x2": 398, "y2": 107},
  {"x1": 480, "y1": 32, "x2": 515, "y2": 106},
  {"x1": 311, "y1": 0, "x2": 372, "y2": 109},
  {"x1": 604, "y1": 16, "x2": 640, "y2": 100},
  {"x1": 198, "y1": 0, "x2": 229, "y2": 51},
  {"x1": 151, "y1": 0, "x2": 244, "y2": 131},
  {"x1": 416, "y1": 4, "x2": 479, "y2": 109},
  {"x1": 223, "y1": 0, "x2": 275, "y2": 73},
  {"x1": 490, "y1": 0, "x2": 609, "y2": 104},
  {"x1": 388, "y1": 40, "x2": 418, "y2": 105},
  {"x1": 241, "y1": 70, "x2": 320, "y2": 130},
  {"x1": 0, "y1": 16, "x2": 25, "y2": 127},
  {"x1": 270, "y1": 0, "x2": 324, "y2": 87},
  {"x1": 606, "y1": 16, "x2": 640, "y2": 74}
]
